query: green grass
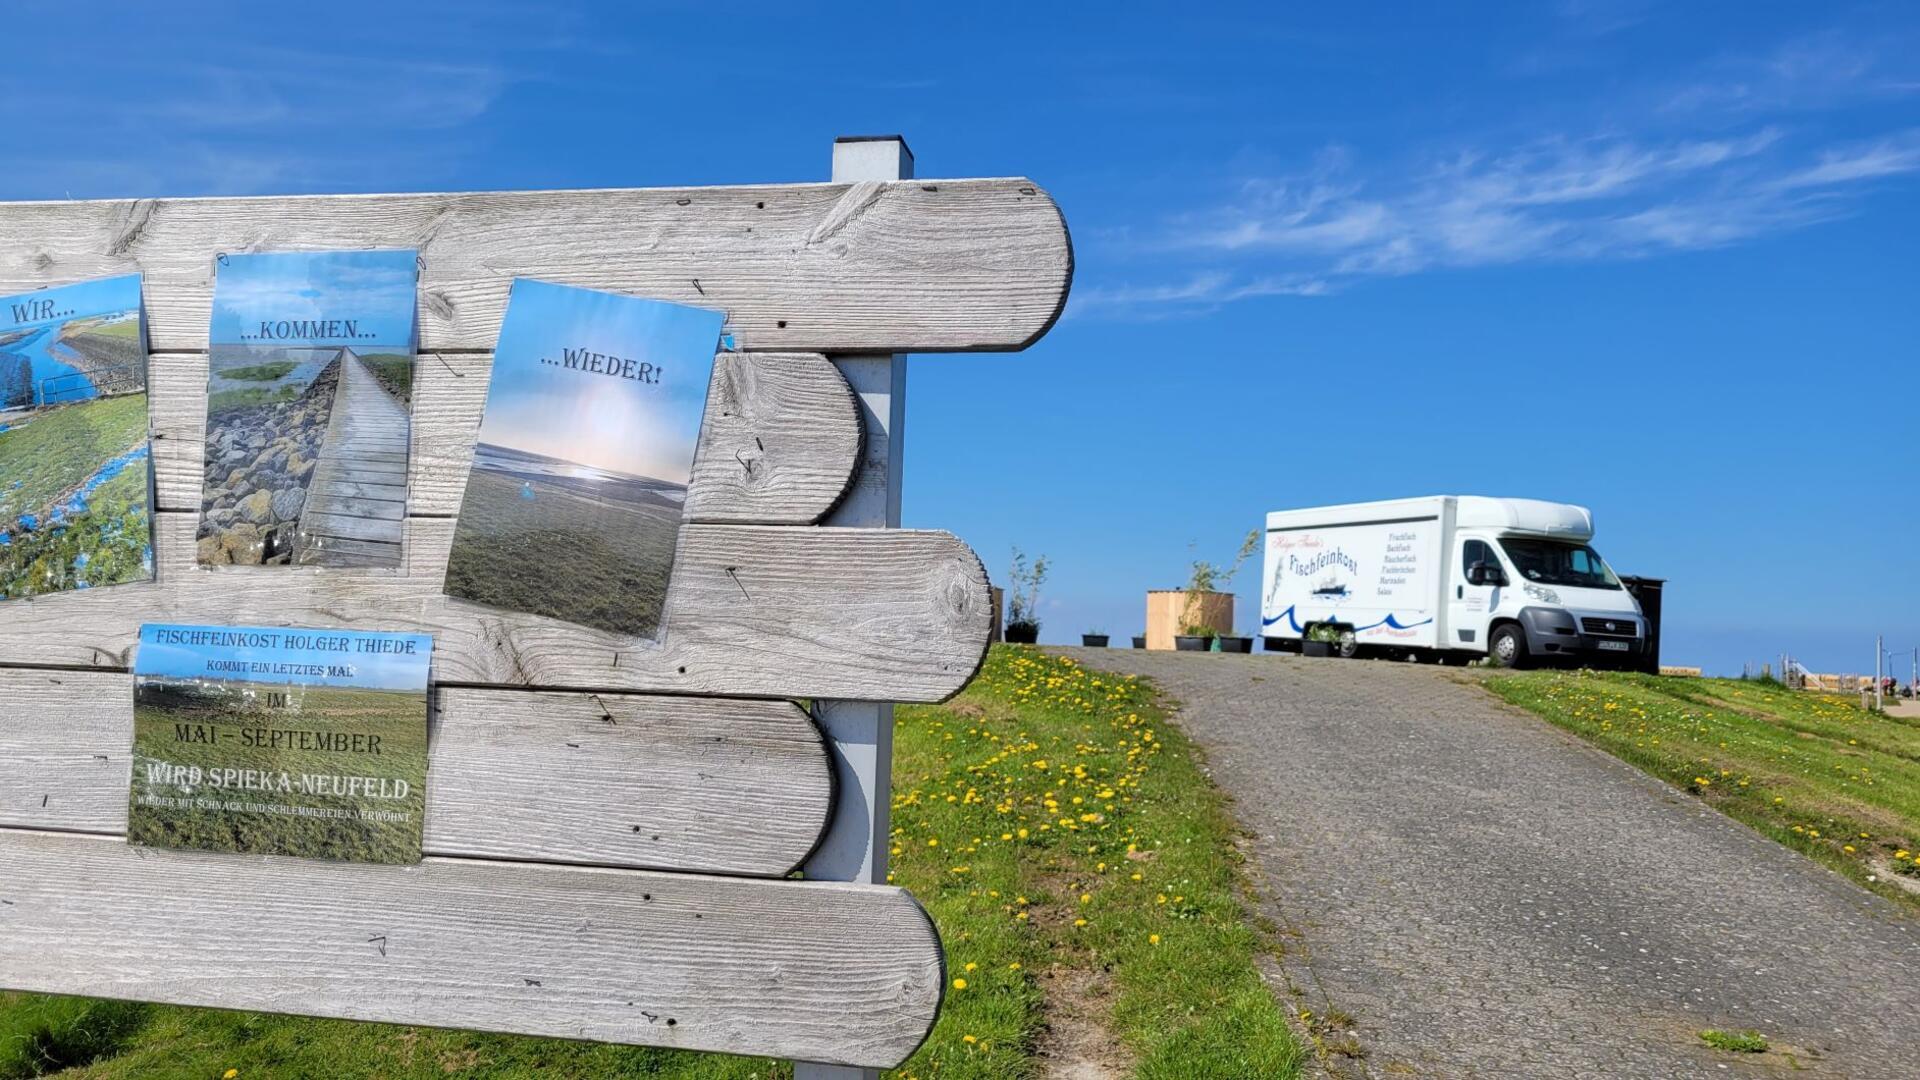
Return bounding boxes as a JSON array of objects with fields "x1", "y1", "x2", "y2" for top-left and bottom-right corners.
[
  {"x1": 0, "y1": 393, "x2": 146, "y2": 520},
  {"x1": 220, "y1": 361, "x2": 299, "y2": 382},
  {"x1": 1699, "y1": 1028, "x2": 1768, "y2": 1053},
  {"x1": 884, "y1": 647, "x2": 1304, "y2": 1078},
  {"x1": 0, "y1": 647, "x2": 1299, "y2": 1078},
  {"x1": 1485, "y1": 670, "x2": 1920, "y2": 905},
  {"x1": 207, "y1": 385, "x2": 301, "y2": 412},
  {"x1": 444, "y1": 465, "x2": 678, "y2": 637},
  {"x1": 359, "y1": 352, "x2": 413, "y2": 406},
  {"x1": 62, "y1": 315, "x2": 140, "y2": 341},
  {"x1": 0, "y1": 393, "x2": 152, "y2": 598},
  {"x1": 129, "y1": 682, "x2": 427, "y2": 864}
]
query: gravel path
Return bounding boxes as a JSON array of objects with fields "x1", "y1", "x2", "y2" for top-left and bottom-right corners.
[{"x1": 1066, "y1": 649, "x2": 1920, "y2": 1079}]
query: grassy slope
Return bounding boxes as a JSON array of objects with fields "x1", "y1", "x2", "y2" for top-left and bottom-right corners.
[
  {"x1": 1485, "y1": 670, "x2": 1920, "y2": 905},
  {"x1": 444, "y1": 468, "x2": 676, "y2": 637},
  {"x1": 887, "y1": 647, "x2": 1304, "y2": 1079},
  {"x1": 0, "y1": 393, "x2": 151, "y2": 597},
  {"x1": 0, "y1": 647, "x2": 1298, "y2": 1079},
  {"x1": 0, "y1": 393, "x2": 146, "y2": 520},
  {"x1": 220, "y1": 361, "x2": 299, "y2": 382},
  {"x1": 358, "y1": 353, "x2": 413, "y2": 406}
]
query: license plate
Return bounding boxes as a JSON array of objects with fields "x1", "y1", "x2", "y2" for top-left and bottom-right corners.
[{"x1": 1597, "y1": 640, "x2": 1630, "y2": 652}]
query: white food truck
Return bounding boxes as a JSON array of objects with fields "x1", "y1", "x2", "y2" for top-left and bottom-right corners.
[{"x1": 1259, "y1": 495, "x2": 1646, "y2": 668}]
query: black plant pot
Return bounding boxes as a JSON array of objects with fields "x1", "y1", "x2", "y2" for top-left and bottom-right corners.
[
  {"x1": 1004, "y1": 623, "x2": 1039, "y2": 645},
  {"x1": 1174, "y1": 635, "x2": 1210, "y2": 652},
  {"x1": 1217, "y1": 635, "x2": 1253, "y2": 654},
  {"x1": 1131, "y1": 636, "x2": 1147, "y2": 649},
  {"x1": 1301, "y1": 640, "x2": 1335, "y2": 658},
  {"x1": 1081, "y1": 635, "x2": 1110, "y2": 648}
]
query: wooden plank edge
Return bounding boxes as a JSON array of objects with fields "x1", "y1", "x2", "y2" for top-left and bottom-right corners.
[
  {"x1": 0, "y1": 827, "x2": 944, "y2": 1068},
  {"x1": 0, "y1": 670, "x2": 836, "y2": 877},
  {"x1": 1018, "y1": 182, "x2": 1074, "y2": 351}
]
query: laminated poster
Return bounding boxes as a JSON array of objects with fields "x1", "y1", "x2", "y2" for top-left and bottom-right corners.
[
  {"x1": 197, "y1": 250, "x2": 418, "y2": 569},
  {"x1": 129, "y1": 623, "x2": 432, "y2": 864},
  {"x1": 443, "y1": 279, "x2": 723, "y2": 638},
  {"x1": 0, "y1": 273, "x2": 154, "y2": 600}
]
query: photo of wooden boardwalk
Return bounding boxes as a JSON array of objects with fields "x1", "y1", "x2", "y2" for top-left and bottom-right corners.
[{"x1": 294, "y1": 348, "x2": 408, "y2": 567}]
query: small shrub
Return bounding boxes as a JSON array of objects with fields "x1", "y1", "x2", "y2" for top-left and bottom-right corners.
[{"x1": 1699, "y1": 1028, "x2": 1767, "y2": 1053}]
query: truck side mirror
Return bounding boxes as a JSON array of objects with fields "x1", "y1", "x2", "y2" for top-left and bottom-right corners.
[{"x1": 1467, "y1": 563, "x2": 1488, "y2": 586}]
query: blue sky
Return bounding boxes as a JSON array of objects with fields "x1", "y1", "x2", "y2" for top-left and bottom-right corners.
[
  {"x1": 209, "y1": 250, "x2": 416, "y2": 348},
  {"x1": 136, "y1": 624, "x2": 431, "y2": 692},
  {"x1": 5, "y1": 2, "x2": 1915, "y2": 675},
  {"x1": 481, "y1": 280, "x2": 722, "y2": 481}
]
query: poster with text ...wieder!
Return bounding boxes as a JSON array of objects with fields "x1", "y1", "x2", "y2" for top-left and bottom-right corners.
[
  {"x1": 128, "y1": 623, "x2": 432, "y2": 864},
  {"x1": 197, "y1": 251, "x2": 418, "y2": 569},
  {"x1": 443, "y1": 280, "x2": 723, "y2": 637},
  {"x1": 0, "y1": 274, "x2": 154, "y2": 600}
]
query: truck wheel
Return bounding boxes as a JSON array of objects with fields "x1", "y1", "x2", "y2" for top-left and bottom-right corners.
[
  {"x1": 1489, "y1": 623, "x2": 1529, "y2": 669},
  {"x1": 1336, "y1": 629, "x2": 1360, "y2": 659}
]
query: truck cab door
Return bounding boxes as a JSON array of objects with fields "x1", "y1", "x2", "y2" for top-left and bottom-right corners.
[{"x1": 1447, "y1": 538, "x2": 1501, "y2": 652}]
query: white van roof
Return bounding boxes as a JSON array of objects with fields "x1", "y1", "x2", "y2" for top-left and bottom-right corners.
[
  {"x1": 1454, "y1": 496, "x2": 1593, "y2": 540},
  {"x1": 1263, "y1": 496, "x2": 1594, "y2": 542}
]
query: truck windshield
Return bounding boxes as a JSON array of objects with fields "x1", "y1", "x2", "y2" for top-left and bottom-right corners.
[{"x1": 1498, "y1": 538, "x2": 1621, "y2": 590}]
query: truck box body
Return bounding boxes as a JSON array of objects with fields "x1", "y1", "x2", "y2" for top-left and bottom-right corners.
[{"x1": 1260, "y1": 496, "x2": 1645, "y2": 667}]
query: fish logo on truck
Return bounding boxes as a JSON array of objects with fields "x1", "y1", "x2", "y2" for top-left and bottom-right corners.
[{"x1": 1311, "y1": 575, "x2": 1350, "y2": 601}]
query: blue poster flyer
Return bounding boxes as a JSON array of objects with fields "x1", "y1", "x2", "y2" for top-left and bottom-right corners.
[
  {"x1": 443, "y1": 279, "x2": 724, "y2": 638},
  {"x1": 128, "y1": 623, "x2": 433, "y2": 864},
  {"x1": 0, "y1": 274, "x2": 154, "y2": 600}
]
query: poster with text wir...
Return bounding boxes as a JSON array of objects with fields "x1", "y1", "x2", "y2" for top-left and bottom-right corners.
[
  {"x1": 443, "y1": 279, "x2": 724, "y2": 638},
  {"x1": 196, "y1": 250, "x2": 418, "y2": 569},
  {"x1": 0, "y1": 274, "x2": 154, "y2": 600}
]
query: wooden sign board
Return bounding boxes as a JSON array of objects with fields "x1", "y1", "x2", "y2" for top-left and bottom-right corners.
[{"x1": 0, "y1": 169, "x2": 1071, "y2": 1069}]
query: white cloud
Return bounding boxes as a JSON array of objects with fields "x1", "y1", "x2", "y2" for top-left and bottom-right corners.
[
  {"x1": 1092, "y1": 124, "x2": 1918, "y2": 315},
  {"x1": 1770, "y1": 130, "x2": 1920, "y2": 189}
]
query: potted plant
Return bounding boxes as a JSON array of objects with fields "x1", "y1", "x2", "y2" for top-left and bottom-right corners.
[
  {"x1": 1002, "y1": 547, "x2": 1048, "y2": 645},
  {"x1": 1216, "y1": 627, "x2": 1254, "y2": 654},
  {"x1": 1081, "y1": 629, "x2": 1109, "y2": 648},
  {"x1": 1131, "y1": 632, "x2": 1147, "y2": 649},
  {"x1": 1174, "y1": 529, "x2": 1260, "y2": 652},
  {"x1": 1301, "y1": 623, "x2": 1347, "y2": 658},
  {"x1": 1174, "y1": 624, "x2": 1215, "y2": 651}
]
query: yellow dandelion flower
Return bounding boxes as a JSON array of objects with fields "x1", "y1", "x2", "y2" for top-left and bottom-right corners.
[
  {"x1": 952, "y1": 977, "x2": 968, "y2": 990},
  {"x1": 1148, "y1": 934, "x2": 1161, "y2": 945}
]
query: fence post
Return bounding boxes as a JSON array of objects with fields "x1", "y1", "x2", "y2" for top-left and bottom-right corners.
[{"x1": 794, "y1": 135, "x2": 915, "y2": 1080}]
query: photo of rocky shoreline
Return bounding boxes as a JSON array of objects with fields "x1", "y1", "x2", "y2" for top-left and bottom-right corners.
[{"x1": 195, "y1": 346, "x2": 342, "y2": 565}]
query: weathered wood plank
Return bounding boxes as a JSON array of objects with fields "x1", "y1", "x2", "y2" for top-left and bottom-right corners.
[
  {"x1": 0, "y1": 669, "x2": 831, "y2": 876},
  {"x1": 297, "y1": 511, "x2": 405, "y2": 543},
  {"x1": 0, "y1": 179, "x2": 1071, "y2": 353},
  {"x1": 0, "y1": 516, "x2": 991, "y2": 702},
  {"x1": 0, "y1": 829, "x2": 943, "y2": 1068},
  {"x1": 152, "y1": 351, "x2": 863, "y2": 524}
]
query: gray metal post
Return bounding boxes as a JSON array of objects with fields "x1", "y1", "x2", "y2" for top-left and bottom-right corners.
[
  {"x1": 794, "y1": 135, "x2": 914, "y2": 1080},
  {"x1": 1876, "y1": 635, "x2": 1884, "y2": 711}
]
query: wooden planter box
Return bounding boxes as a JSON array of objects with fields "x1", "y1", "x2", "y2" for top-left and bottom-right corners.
[{"x1": 1144, "y1": 589, "x2": 1232, "y2": 651}]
